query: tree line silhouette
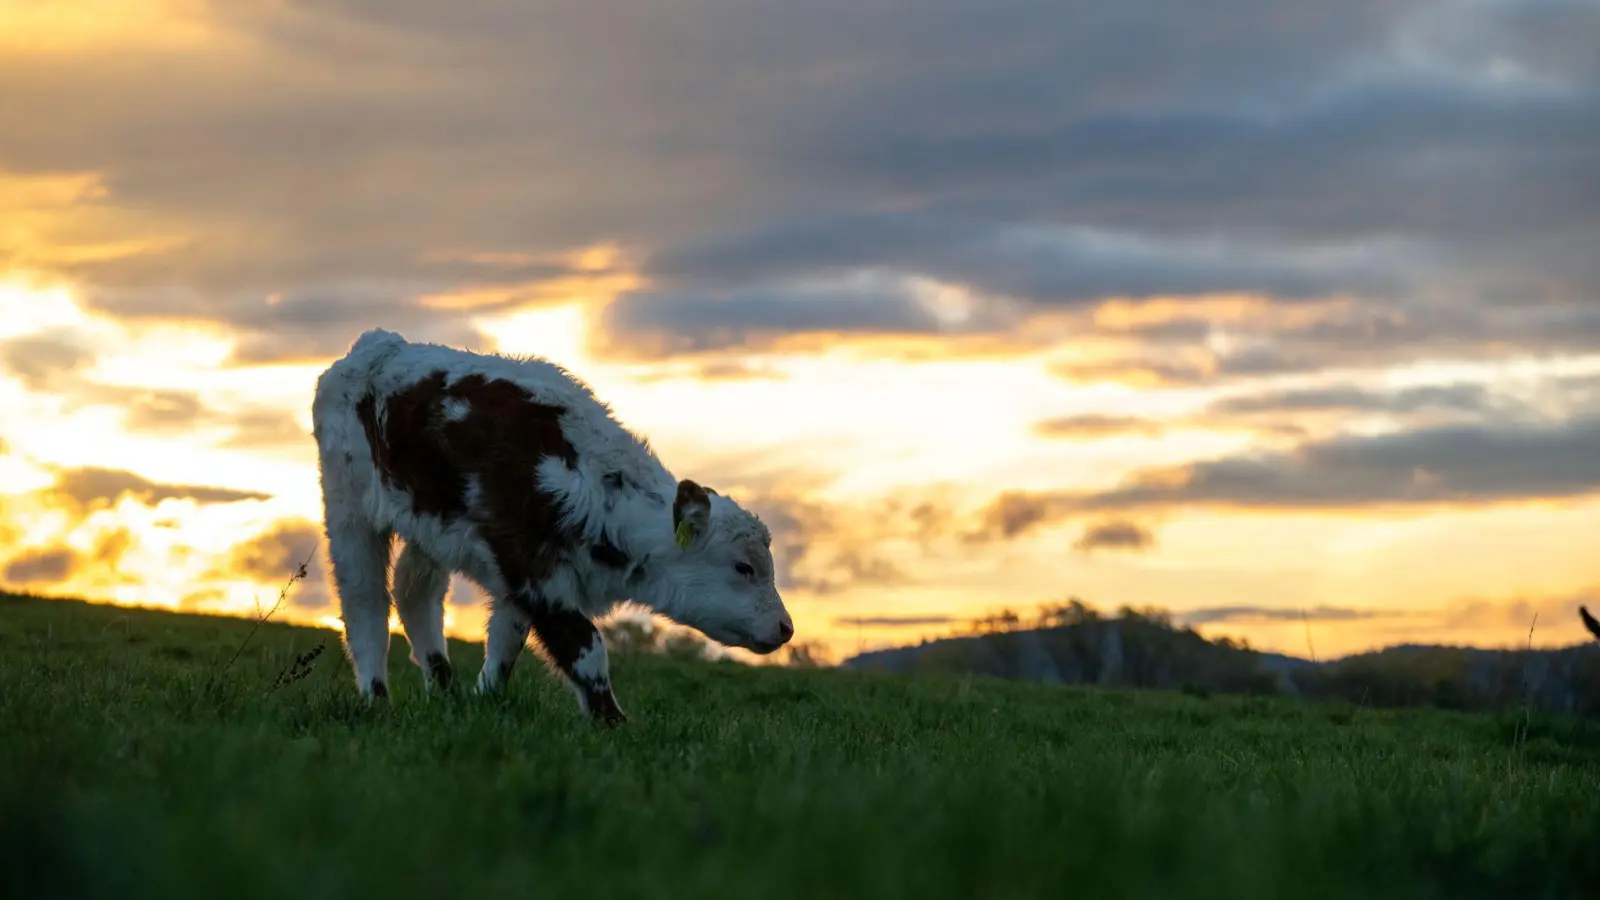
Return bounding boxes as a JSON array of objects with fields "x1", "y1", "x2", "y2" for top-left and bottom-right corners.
[{"x1": 844, "y1": 599, "x2": 1600, "y2": 717}]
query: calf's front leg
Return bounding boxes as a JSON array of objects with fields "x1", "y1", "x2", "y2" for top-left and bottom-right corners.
[{"x1": 515, "y1": 589, "x2": 627, "y2": 726}]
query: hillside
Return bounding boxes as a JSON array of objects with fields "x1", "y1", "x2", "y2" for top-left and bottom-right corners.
[
  {"x1": 3, "y1": 592, "x2": 1600, "y2": 899},
  {"x1": 844, "y1": 604, "x2": 1600, "y2": 716}
]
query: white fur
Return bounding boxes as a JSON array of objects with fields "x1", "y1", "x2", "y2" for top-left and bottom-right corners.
[{"x1": 311, "y1": 328, "x2": 794, "y2": 704}]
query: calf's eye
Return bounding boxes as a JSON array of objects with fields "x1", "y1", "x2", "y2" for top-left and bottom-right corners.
[{"x1": 734, "y1": 562, "x2": 756, "y2": 578}]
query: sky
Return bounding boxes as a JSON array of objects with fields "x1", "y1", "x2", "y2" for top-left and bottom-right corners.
[{"x1": 3, "y1": 0, "x2": 1599, "y2": 662}]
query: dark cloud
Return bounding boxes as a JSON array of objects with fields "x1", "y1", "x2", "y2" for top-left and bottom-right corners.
[
  {"x1": 3, "y1": 0, "x2": 1595, "y2": 363},
  {"x1": 1179, "y1": 605, "x2": 1392, "y2": 626},
  {"x1": 1034, "y1": 415, "x2": 1164, "y2": 439},
  {"x1": 51, "y1": 467, "x2": 271, "y2": 508},
  {"x1": 1050, "y1": 301, "x2": 1600, "y2": 390},
  {"x1": 83, "y1": 284, "x2": 500, "y2": 364},
  {"x1": 641, "y1": 212, "x2": 1378, "y2": 309},
  {"x1": 2, "y1": 547, "x2": 77, "y2": 585},
  {"x1": 1071, "y1": 519, "x2": 1156, "y2": 554},
  {"x1": 806, "y1": 85, "x2": 1600, "y2": 248},
  {"x1": 595, "y1": 281, "x2": 976, "y2": 359},
  {"x1": 1013, "y1": 414, "x2": 1600, "y2": 513},
  {"x1": 1208, "y1": 383, "x2": 1497, "y2": 417}
]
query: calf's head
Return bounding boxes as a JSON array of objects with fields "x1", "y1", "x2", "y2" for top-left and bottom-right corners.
[{"x1": 653, "y1": 479, "x2": 794, "y2": 654}]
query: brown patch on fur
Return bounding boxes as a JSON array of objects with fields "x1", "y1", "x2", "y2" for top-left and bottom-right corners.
[
  {"x1": 673, "y1": 480, "x2": 712, "y2": 545},
  {"x1": 358, "y1": 369, "x2": 582, "y2": 589},
  {"x1": 673, "y1": 479, "x2": 709, "y2": 521},
  {"x1": 425, "y1": 651, "x2": 455, "y2": 689}
]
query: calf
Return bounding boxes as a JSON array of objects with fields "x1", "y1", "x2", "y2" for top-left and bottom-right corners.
[{"x1": 310, "y1": 328, "x2": 794, "y2": 724}]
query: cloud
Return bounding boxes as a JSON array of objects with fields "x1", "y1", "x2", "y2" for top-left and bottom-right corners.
[
  {"x1": 739, "y1": 493, "x2": 909, "y2": 596},
  {"x1": 594, "y1": 277, "x2": 987, "y2": 359},
  {"x1": 2, "y1": 547, "x2": 77, "y2": 585},
  {"x1": 4, "y1": 0, "x2": 1596, "y2": 365},
  {"x1": 833, "y1": 615, "x2": 957, "y2": 628},
  {"x1": 963, "y1": 491, "x2": 1070, "y2": 543},
  {"x1": 51, "y1": 467, "x2": 270, "y2": 508},
  {"x1": 0, "y1": 330, "x2": 94, "y2": 388},
  {"x1": 642, "y1": 214, "x2": 1377, "y2": 311},
  {"x1": 1034, "y1": 414, "x2": 1165, "y2": 439},
  {"x1": 692, "y1": 360, "x2": 788, "y2": 382},
  {"x1": 1050, "y1": 356, "x2": 1217, "y2": 388},
  {"x1": 228, "y1": 520, "x2": 321, "y2": 582},
  {"x1": 1, "y1": 528, "x2": 141, "y2": 591},
  {"x1": 116, "y1": 389, "x2": 208, "y2": 432},
  {"x1": 984, "y1": 414, "x2": 1600, "y2": 516},
  {"x1": 222, "y1": 410, "x2": 311, "y2": 448},
  {"x1": 1206, "y1": 383, "x2": 1498, "y2": 417},
  {"x1": 1083, "y1": 415, "x2": 1600, "y2": 511},
  {"x1": 83, "y1": 283, "x2": 504, "y2": 365},
  {"x1": 1179, "y1": 604, "x2": 1392, "y2": 626},
  {"x1": 1429, "y1": 591, "x2": 1596, "y2": 634},
  {"x1": 224, "y1": 519, "x2": 327, "y2": 610},
  {"x1": 1071, "y1": 519, "x2": 1156, "y2": 554}
]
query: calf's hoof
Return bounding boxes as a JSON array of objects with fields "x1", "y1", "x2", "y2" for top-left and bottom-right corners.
[
  {"x1": 425, "y1": 653, "x2": 457, "y2": 693},
  {"x1": 588, "y1": 694, "x2": 628, "y2": 728}
]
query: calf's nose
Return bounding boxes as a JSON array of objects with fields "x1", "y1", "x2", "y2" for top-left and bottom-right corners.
[{"x1": 777, "y1": 618, "x2": 794, "y2": 642}]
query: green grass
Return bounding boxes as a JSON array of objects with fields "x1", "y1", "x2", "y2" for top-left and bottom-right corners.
[{"x1": 3, "y1": 593, "x2": 1599, "y2": 900}]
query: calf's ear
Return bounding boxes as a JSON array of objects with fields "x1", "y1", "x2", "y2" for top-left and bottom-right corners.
[{"x1": 673, "y1": 480, "x2": 712, "y2": 549}]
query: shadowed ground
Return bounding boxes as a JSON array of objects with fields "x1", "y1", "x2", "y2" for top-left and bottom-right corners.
[{"x1": 2, "y1": 592, "x2": 1598, "y2": 899}]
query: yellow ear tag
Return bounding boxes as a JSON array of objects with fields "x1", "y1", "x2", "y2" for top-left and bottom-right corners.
[{"x1": 675, "y1": 520, "x2": 694, "y2": 550}]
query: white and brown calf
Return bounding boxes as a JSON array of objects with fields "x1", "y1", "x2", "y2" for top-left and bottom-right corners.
[{"x1": 310, "y1": 328, "x2": 794, "y2": 725}]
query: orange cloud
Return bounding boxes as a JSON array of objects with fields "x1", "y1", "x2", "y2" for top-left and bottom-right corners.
[
  {"x1": 2, "y1": 546, "x2": 75, "y2": 584},
  {"x1": 220, "y1": 518, "x2": 329, "y2": 611}
]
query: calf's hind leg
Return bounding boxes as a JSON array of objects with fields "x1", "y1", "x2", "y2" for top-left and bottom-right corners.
[
  {"x1": 393, "y1": 541, "x2": 454, "y2": 691},
  {"x1": 326, "y1": 521, "x2": 395, "y2": 699},
  {"x1": 476, "y1": 600, "x2": 533, "y2": 694}
]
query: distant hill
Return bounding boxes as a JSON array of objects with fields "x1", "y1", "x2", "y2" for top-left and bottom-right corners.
[{"x1": 843, "y1": 604, "x2": 1600, "y2": 716}]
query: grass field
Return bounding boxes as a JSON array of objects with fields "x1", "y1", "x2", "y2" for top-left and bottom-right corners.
[{"x1": 3, "y1": 592, "x2": 1599, "y2": 899}]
